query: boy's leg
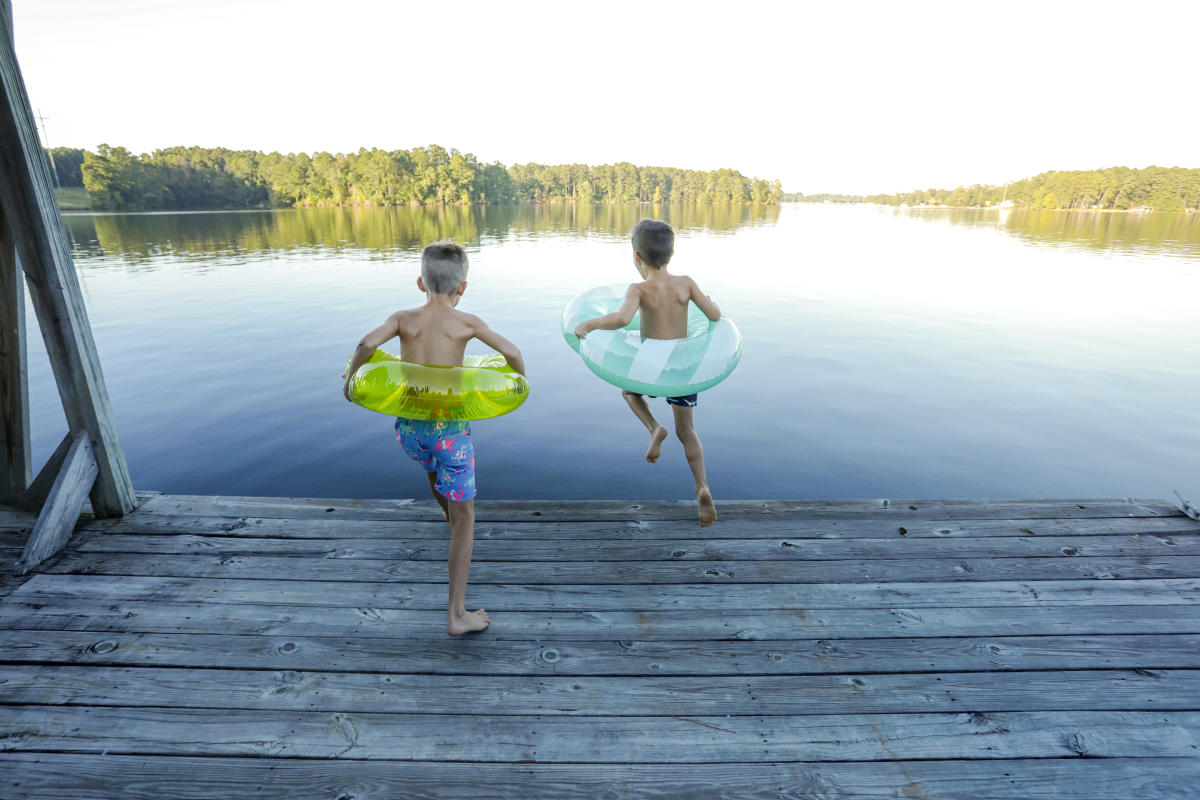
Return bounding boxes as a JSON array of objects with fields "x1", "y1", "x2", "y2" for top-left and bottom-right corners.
[
  {"x1": 445, "y1": 498, "x2": 489, "y2": 636},
  {"x1": 622, "y1": 390, "x2": 668, "y2": 463},
  {"x1": 428, "y1": 421, "x2": 487, "y2": 636},
  {"x1": 426, "y1": 472, "x2": 450, "y2": 521},
  {"x1": 671, "y1": 404, "x2": 717, "y2": 527}
]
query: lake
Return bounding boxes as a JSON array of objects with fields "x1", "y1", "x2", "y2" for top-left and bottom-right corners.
[{"x1": 26, "y1": 204, "x2": 1200, "y2": 502}]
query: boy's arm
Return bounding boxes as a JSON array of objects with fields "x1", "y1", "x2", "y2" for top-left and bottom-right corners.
[
  {"x1": 574, "y1": 285, "x2": 639, "y2": 337},
  {"x1": 470, "y1": 317, "x2": 526, "y2": 376},
  {"x1": 688, "y1": 278, "x2": 721, "y2": 321},
  {"x1": 342, "y1": 314, "x2": 401, "y2": 400}
]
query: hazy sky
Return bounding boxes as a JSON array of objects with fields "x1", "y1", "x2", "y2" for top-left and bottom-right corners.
[{"x1": 12, "y1": 0, "x2": 1199, "y2": 195}]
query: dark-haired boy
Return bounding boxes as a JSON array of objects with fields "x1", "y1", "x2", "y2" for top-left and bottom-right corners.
[
  {"x1": 344, "y1": 240, "x2": 525, "y2": 635},
  {"x1": 574, "y1": 219, "x2": 721, "y2": 526}
]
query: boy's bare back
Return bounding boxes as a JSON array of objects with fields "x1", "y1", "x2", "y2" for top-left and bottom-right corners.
[
  {"x1": 630, "y1": 273, "x2": 715, "y2": 340},
  {"x1": 390, "y1": 304, "x2": 485, "y2": 367}
]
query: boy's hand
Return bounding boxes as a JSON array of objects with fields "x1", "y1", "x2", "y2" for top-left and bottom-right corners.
[{"x1": 574, "y1": 322, "x2": 591, "y2": 338}]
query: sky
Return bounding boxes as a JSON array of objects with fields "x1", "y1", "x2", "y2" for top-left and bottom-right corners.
[{"x1": 11, "y1": 0, "x2": 1200, "y2": 195}]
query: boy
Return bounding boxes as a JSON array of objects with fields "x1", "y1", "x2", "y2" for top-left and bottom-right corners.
[
  {"x1": 574, "y1": 219, "x2": 720, "y2": 527},
  {"x1": 343, "y1": 240, "x2": 525, "y2": 636}
]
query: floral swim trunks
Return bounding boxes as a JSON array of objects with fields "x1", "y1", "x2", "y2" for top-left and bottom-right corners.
[{"x1": 394, "y1": 418, "x2": 476, "y2": 502}]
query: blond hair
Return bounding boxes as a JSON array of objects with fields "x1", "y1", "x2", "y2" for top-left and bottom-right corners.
[{"x1": 421, "y1": 240, "x2": 469, "y2": 294}]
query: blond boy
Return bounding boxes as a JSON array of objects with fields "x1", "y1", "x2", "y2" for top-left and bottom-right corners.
[{"x1": 344, "y1": 241, "x2": 525, "y2": 635}]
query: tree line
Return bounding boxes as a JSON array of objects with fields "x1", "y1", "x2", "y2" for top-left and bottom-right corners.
[
  {"x1": 45, "y1": 145, "x2": 782, "y2": 211},
  {"x1": 864, "y1": 166, "x2": 1200, "y2": 212}
]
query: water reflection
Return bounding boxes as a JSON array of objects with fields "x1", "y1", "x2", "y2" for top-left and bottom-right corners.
[
  {"x1": 63, "y1": 203, "x2": 782, "y2": 266},
  {"x1": 883, "y1": 206, "x2": 1200, "y2": 260}
]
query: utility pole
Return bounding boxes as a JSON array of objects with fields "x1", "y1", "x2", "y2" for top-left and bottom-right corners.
[{"x1": 36, "y1": 108, "x2": 60, "y2": 189}]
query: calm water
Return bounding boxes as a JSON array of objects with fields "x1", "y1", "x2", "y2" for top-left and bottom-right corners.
[{"x1": 27, "y1": 204, "x2": 1200, "y2": 501}]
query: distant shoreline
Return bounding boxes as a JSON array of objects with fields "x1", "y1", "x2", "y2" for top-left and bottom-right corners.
[{"x1": 782, "y1": 201, "x2": 1196, "y2": 214}]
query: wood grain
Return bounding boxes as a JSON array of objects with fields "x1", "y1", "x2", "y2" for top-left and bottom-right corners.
[
  {"x1": 1, "y1": 600, "x2": 1197, "y2": 640},
  {"x1": 1, "y1": 706, "x2": 1196, "y2": 761},
  {"x1": 0, "y1": 9, "x2": 134, "y2": 516},
  {"x1": 1, "y1": 754, "x2": 1195, "y2": 800},
  {"x1": 11, "y1": 573, "x2": 1200, "y2": 611},
  {"x1": 70, "y1": 532, "x2": 1200, "y2": 560},
  {"x1": 2, "y1": 496, "x2": 1197, "y2": 794},
  {"x1": 2, "y1": 665, "x2": 1197, "y2": 715},
  {"x1": 3, "y1": 630, "x2": 1197, "y2": 676},
  {"x1": 16, "y1": 432, "x2": 95, "y2": 573},
  {"x1": 39, "y1": 550, "x2": 1200, "y2": 583},
  {"x1": 133, "y1": 494, "x2": 1181, "y2": 521},
  {"x1": 6, "y1": 508, "x2": 1197, "y2": 540},
  {"x1": 0, "y1": 203, "x2": 29, "y2": 504}
]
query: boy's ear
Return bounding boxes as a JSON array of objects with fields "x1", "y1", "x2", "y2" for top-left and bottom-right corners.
[
  {"x1": 456, "y1": 281, "x2": 467, "y2": 296},
  {"x1": 417, "y1": 276, "x2": 427, "y2": 293}
]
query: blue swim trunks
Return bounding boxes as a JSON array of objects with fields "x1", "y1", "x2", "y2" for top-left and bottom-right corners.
[
  {"x1": 639, "y1": 393, "x2": 699, "y2": 407},
  {"x1": 394, "y1": 418, "x2": 476, "y2": 502}
]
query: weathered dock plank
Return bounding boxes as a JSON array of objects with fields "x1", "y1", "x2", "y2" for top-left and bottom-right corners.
[
  {"x1": 12, "y1": 574, "x2": 1200, "y2": 611},
  {"x1": 2, "y1": 754, "x2": 1196, "y2": 800},
  {"x1": 66, "y1": 532, "x2": 1200, "y2": 560},
  {"x1": 2, "y1": 666, "x2": 1198, "y2": 715},
  {"x1": 2, "y1": 600, "x2": 1195, "y2": 640},
  {"x1": 1, "y1": 707, "x2": 1196, "y2": 761},
  {"x1": 40, "y1": 550, "x2": 1200, "y2": 583},
  {"x1": 133, "y1": 494, "x2": 1181, "y2": 521},
  {"x1": 6, "y1": 508, "x2": 1197, "y2": 540},
  {"x1": 3, "y1": 630, "x2": 1198, "y2": 676}
]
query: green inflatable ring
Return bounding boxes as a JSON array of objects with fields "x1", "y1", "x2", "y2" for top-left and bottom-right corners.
[
  {"x1": 562, "y1": 285, "x2": 742, "y2": 396},
  {"x1": 347, "y1": 350, "x2": 529, "y2": 421}
]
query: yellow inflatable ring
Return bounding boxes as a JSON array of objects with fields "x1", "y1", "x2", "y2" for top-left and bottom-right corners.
[{"x1": 348, "y1": 350, "x2": 529, "y2": 421}]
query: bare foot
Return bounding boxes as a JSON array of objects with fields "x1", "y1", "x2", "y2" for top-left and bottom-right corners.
[
  {"x1": 697, "y1": 487, "x2": 717, "y2": 527},
  {"x1": 447, "y1": 608, "x2": 491, "y2": 637},
  {"x1": 645, "y1": 426, "x2": 668, "y2": 463}
]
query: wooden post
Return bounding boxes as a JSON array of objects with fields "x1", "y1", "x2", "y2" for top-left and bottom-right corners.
[
  {"x1": 16, "y1": 431, "x2": 96, "y2": 573},
  {"x1": 0, "y1": 1, "x2": 134, "y2": 517},
  {"x1": 0, "y1": 201, "x2": 31, "y2": 503},
  {"x1": 17, "y1": 430, "x2": 71, "y2": 511}
]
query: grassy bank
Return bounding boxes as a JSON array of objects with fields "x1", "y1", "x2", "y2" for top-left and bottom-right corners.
[{"x1": 55, "y1": 186, "x2": 91, "y2": 210}]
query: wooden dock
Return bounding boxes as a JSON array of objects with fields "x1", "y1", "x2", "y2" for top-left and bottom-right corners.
[{"x1": 0, "y1": 495, "x2": 1198, "y2": 798}]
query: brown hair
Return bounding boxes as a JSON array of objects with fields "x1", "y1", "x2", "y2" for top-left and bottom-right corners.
[{"x1": 631, "y1": 219, "x2": 674, "y2": 268}]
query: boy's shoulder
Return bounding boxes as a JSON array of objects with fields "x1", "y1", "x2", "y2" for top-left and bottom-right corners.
[
  {"x1": 633, "y1": 273, "x2": 698, "y2": 290},
  {"x1": 388, "y1": 306, "x2": 424, "y2": 328},
  {"x1": 394, "y1": 306, "x2": 483, "y2": 326}
]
